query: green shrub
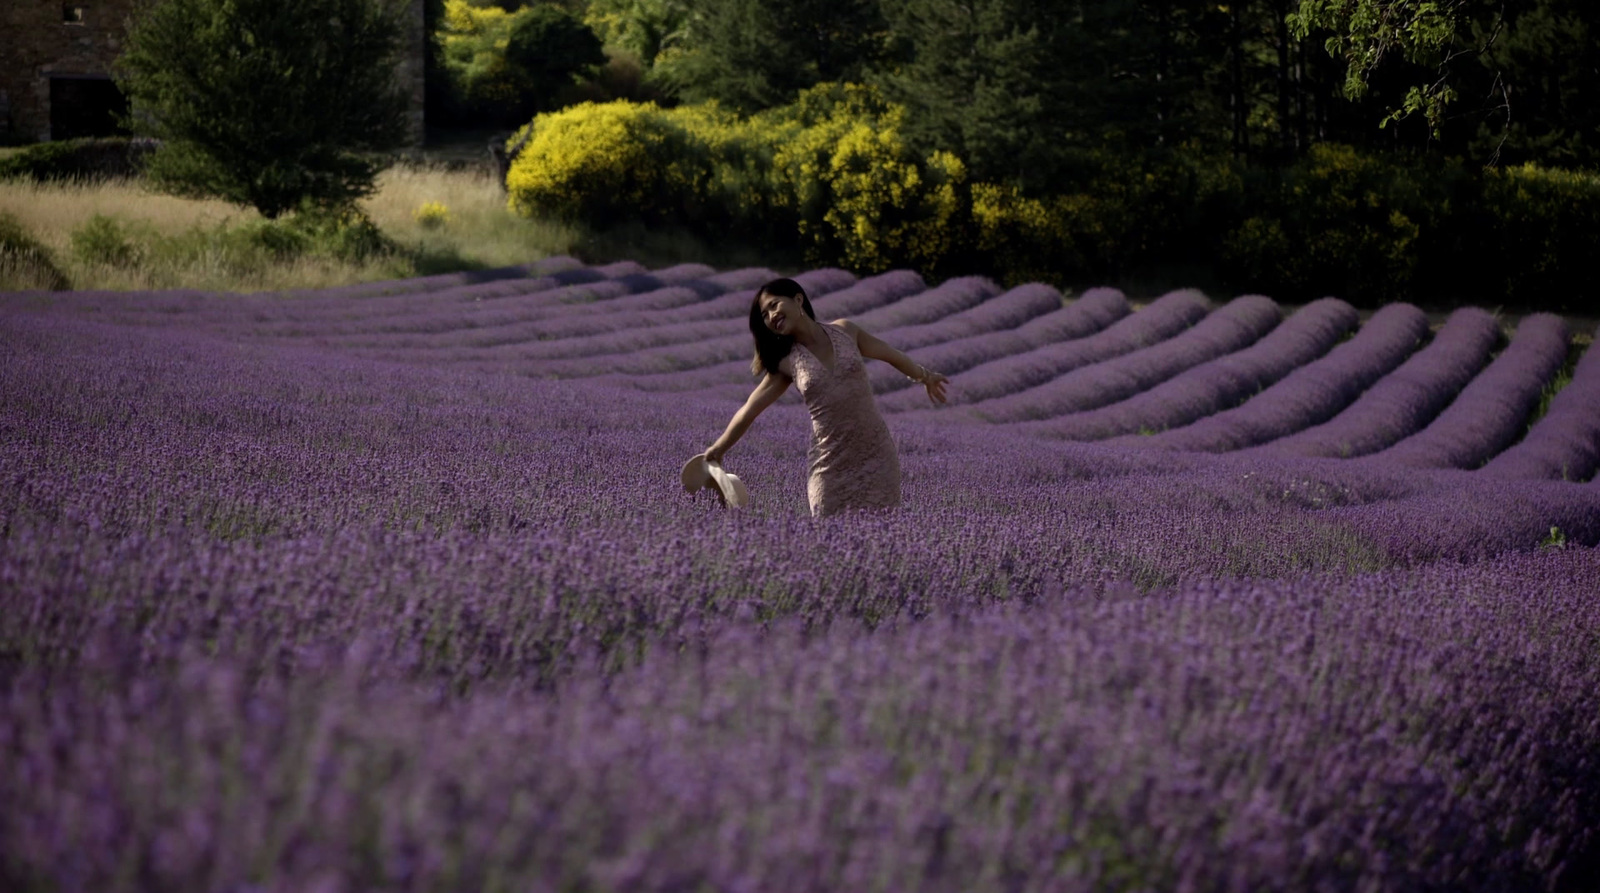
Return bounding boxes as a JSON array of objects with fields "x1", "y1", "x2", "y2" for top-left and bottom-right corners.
[
  {"x1": 1473, "y1": 165, "x2": 1600, "y2": 314},
  {"x1": 57, "y1": 204, "x2": 395, "y2": 284},
  {"x1": 220, "y1": 218, "x2": 314, "y2": 261},
  {"x1": 185, "y1": 206, "x2": 393, "y2": 269},
  {"x1": 0, "y1": 137, "x2": 156, "y2": 182},
  {"x1": 70, "y1": 214, "x2": 143, "y2": 267},
  {"x1": 116, "y1": 0, "x2": 412, "y2": 218},
  {"x1": 1217, "y1": 144, "x2": 1437, "y2": 304},
  {"x1": 0, "y1": 211, "x2": 70, "y2": 290},
  {"x1": 285, "y1": 204, "x2": 395, "y2": 262}
]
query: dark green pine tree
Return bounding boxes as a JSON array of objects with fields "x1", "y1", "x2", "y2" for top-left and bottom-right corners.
[
  {"x1": 661, "y1": 0, "x2": 891, "y2": 112},
  {"x1": 115, "y1": 0, "x2": 413, "y2": 219},
  {"x1": 870, "y1": 0, "x2": 1074, "y2": 190},
  {"x1": 876, "y1": 0, "x2": 1250, "y2": 185}
]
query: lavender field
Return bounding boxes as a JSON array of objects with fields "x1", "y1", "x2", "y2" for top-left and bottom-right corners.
[{"x1": 3, "y1": 258, "x2": 1600, "y2": 892}]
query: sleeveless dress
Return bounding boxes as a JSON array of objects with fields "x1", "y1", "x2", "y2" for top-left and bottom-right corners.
[{"x1": 780, "y1": 323, "x2": 902, "y2": 517}]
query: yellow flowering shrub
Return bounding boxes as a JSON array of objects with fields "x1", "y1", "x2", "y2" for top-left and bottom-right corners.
[
  {"x1": 663, "y1": 102, "x2": 778, "y2": 231},
  {"x1": 438, "y1": 0, "x2": 524, "y2": 108},
  {"x1": 413, "y1": 201, "x2": 451, "y2": 229},
  {"x1": 820, "y1": 120, "x2": 965, "y2": 271},
  {"x1": 969, "y1": 183, "x2": 1113, "y2": 286},
  {"x1": 504, "y1": 101, "x2": 708, "y2": 226},
  {"x1": 747, "y1": 84, "x2": 966, "y2": 271},
  {"x1": 499, "y1": 98, "x2": 1598, "y2": 308},
  {"x1": 504, "y1": 83, "x2": 972, "y2": 274}
]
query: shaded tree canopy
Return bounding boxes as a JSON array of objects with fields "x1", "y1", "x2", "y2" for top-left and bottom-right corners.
[
  {"x1": 435, "y1": 1, "x2": 606, "y2": 126},
  {"x1": 430, "y1": 0, "x2": 1600, "y2": 176},
  {"x1": 1291, "y1": 0, "x2": 1600, "y2": 166},
  {"x1": 506, "y1": 5, "x2": 608, "y2": 114},
  {"x1": 584, "y1": 0, "x2": 690, "y2": 68},
  {"x1": 655, "y1": 0, "x2": 891, "y2": 113}
]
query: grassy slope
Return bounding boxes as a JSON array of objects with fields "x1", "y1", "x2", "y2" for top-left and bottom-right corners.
[
  {"x1": 0, "y1": 142, "x2": 791, "y2": 294},
  {"x1": 0, "y1": 165, "x2": 581, "y2": 292}
]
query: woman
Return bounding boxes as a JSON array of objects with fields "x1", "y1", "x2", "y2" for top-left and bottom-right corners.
[{"x1": 703, "y1": 277, "x2": 950, "y2": 517}]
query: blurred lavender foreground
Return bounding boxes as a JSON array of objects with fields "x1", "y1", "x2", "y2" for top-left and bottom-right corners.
[{"x1": 2, "y1": 260, "x2": 1599, "y2": 892}]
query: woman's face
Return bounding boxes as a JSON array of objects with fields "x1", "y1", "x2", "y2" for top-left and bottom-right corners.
[{"x1": 758, "y1": 292, "x2": 806, "y2": 335}]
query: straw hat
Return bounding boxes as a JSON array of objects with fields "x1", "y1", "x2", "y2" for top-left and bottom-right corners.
[{"x1": 681, "y1": 453, "x2": 749, "y2": 508}]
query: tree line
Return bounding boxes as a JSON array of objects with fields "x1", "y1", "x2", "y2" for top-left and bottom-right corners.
[
  {"x1": 91, "y1": 0, "x2": 1600, "y2": 310},
  {"x1": 108, "y1": 0, "x2": 1600, "y2": 217},
  {"x1": 434, "y1": 0, "x2": 1600, "y2": 187}
]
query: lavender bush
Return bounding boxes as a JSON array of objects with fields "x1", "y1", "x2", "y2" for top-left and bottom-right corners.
[
  {"x1": 1019, "y1": 297, "x2": 1357, "y2": 440},
  {"x1": 1371, "y1": 313, "x2": 1570, "y2": 469},
  {"x1": 1132, "y1": 302, "x2": 1432, "y2": 453},
  {"x1": 3, "y1": 262, "x2": 1599, "y2": 893},
  {"x1": 1484, "y1": 323, "x2": 1600, "y2": 481},
  {"x1": 949, "y1": 295, "x2": 1282, "y2": 424},
  {"x1": 891, "y1": 289, "x2": 1209, "y2": 411},
  {"x1": 873, "y1": 281, "x2": 1060, "y2": 351},
  {"x1": 1247, "y1": 307, "x2": 1504, "y2": 459}
]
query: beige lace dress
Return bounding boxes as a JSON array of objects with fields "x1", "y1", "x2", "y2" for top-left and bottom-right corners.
[{"x1": 780, "y1": 322, "x2": 902, "y2": 517}]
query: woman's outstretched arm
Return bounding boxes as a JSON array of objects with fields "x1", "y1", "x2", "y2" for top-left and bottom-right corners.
[
  {"x1": 836, "y1": 319, "x2": 950, "y2": 405},
  {"x1": 705, "y1": 372, "x2": 791, "y2": 463}
]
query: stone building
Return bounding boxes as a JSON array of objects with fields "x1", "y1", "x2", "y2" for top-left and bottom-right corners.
[{"x1": 0, "y1": 0, "x2": 426, "y2": 145}]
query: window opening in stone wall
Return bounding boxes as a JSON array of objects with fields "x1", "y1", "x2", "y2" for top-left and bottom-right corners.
[
  {"x1": 50, "y1": 77, "x2": 128, "y2": 140},
  {"x1": 64, "y1": 5, "x2": 88, "y2": 25}
]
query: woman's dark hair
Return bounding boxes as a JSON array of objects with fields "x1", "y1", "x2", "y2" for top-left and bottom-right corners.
[{"x1": 749, "y1": 277, "x2": 816, "y2": 376}]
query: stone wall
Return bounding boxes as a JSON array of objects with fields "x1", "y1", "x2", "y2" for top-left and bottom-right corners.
[
  {"x1": 0, "y1": 0, "x2": 426, "y2": 145},
  {"x1": 0, "y1": 1, "x2": 138, "y2": 142}
]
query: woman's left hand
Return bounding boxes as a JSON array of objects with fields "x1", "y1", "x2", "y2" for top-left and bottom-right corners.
[{"x1": 921, "y1": 369, "x2": 949, "y2": 405}]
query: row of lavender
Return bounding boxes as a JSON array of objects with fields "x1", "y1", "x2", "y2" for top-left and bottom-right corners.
[
  {"x1": 30, "y1": 256, "x2": 1597, "y2": 482},
  {"x1": 3, "y1": 262, "x2": 1599, "y2": 891}
]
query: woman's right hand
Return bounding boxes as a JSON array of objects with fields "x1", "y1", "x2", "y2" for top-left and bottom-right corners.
[{"x1": 703, "y1": 447, "x2": 724, "y2": 466}]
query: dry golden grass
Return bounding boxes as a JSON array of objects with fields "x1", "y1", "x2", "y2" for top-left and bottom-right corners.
[
  {"x1": 364, "y1": 164, "x2": 581, "y2": 269},
  {"x1": 0, "y1": 163, "x2": 585, "y2": 293},
  {"x1": 0, "y1": 176, "x2": 246, "y2": 247}
]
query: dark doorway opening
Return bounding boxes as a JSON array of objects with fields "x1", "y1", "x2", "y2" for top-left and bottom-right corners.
[{"x1": 50, "y1": 76, "x2": 129, "y2": 140}]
